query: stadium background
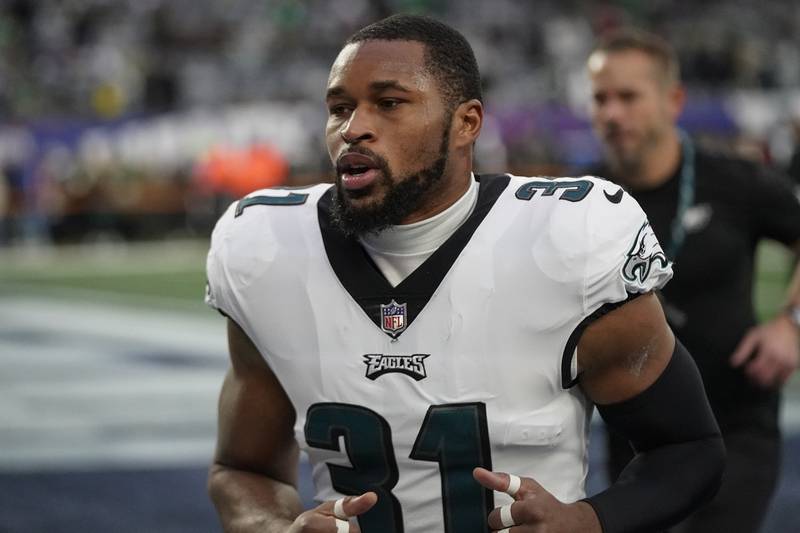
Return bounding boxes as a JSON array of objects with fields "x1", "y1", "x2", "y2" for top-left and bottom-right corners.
[{"x1": 1, "y1": 0, "x2": 799, "y2": 531}]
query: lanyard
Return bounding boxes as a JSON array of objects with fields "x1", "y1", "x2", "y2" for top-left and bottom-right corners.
[{"x1": 665, "y1": 129, "x2": 695, "y2": 260}]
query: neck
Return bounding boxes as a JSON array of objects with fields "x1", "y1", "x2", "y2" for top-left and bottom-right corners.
[
  {"x1": 613, "y1": 129, "x2": 682, "y2": 191},
  {"x1": 401, "y1": 156, "x2": 473, "y2": 224}
]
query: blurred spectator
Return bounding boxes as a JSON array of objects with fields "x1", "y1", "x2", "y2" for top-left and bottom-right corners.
[
  {"x1": 3, "y1": 0, "x2": 800, "y2": 243},
  {"x1": 194, "y1": 143, "x2": 289, "y2": 209},
  {"x1": 0, "y1": 167, "x2": 8, "y2": 244},
  {"x1": 2, "y1": 0, "x2": 800, "y2": 121}
]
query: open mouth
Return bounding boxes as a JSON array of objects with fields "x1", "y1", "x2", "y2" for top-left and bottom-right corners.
[
  {"x1": 337, "y1": 152, "x2": 381, "y2": 191},
  {"x1": 346, "y1": 164, "x2": 370, "y2": 175}
]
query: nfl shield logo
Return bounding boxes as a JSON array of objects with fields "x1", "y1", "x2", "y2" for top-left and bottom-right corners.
[{"x1": 380, "y1": 299, "x2": 407, "y2": 337}]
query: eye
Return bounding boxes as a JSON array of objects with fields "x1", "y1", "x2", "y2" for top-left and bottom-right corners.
[
  {"x1": 328, "y1": 104, "x2": 352, "y2": 118},
  {"x1": 377, "y1": 98, "x2": 402, "y2": 111}
]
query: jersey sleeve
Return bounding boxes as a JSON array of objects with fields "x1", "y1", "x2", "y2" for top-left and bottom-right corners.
[
  {"x1": 748, "y1": 165, "x2": 800, "y2": 246},
  {"x1": 204, "y1": 201, "x2": 241, "y2": 321},
  {"x1": 580, "y1": 177, "x2": 673, "y2": 315},
  {"x1": 204, "y1": 185, "x2": 325, "y2": 331}
]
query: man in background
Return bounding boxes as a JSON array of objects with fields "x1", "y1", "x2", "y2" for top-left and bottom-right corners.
[{"x1": 587, "y1": 29, "x2": 800, "y2": 532}]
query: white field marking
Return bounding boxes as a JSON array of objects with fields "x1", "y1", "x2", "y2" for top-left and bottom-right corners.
[
  {"x1": 0, "y1": 295, "x2": 223, "y2": 343},
  {"x1": 0, "y1": 438, "x2": 217, "y2": 472},
  {"x1": 0, "y1": 295, "x2": 228, "y2": 471}
]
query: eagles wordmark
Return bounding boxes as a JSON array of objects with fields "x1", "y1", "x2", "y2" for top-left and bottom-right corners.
[{"x1": 363, "y1": 354, "x2": 430, "y2": 381}]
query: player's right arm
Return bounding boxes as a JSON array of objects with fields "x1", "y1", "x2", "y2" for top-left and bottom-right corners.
[
  {"x1": 207, "y1": 318, "x2": 301, "y2": 532},
  {"x1": 205, "y1": 198, "x2": 376, "y2": 531},
  {"x1": 208, "y1": 319, "x2": 376, "y2": 532}
]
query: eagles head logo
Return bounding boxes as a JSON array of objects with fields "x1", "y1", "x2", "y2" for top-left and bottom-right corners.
[{"x1": 622, "y1": 222, "x2": 670, "y2": 287}]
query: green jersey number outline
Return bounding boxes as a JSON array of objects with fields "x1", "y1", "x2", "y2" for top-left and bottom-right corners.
[
  {"x1": 305, "y1": 402, "x2": 493, "y2": 533},
  {"x1": 515, "y1": 180, "x2": 593, "y2": 202}
]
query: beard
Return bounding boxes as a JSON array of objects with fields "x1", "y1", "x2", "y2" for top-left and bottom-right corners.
[
  {"x1": 604, "y1": 124, "x2": 662, "y2": 177},
  {"x1": 330, "y1": 125, "x2": 450, "y2": 237},
  {"x1": 607, "y1": 145, "x2": 641, "y2": 177}
]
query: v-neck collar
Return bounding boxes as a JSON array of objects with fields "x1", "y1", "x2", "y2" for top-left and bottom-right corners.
[{"x1": 317, "y1": 174, "x2": 510, "y2": 339}]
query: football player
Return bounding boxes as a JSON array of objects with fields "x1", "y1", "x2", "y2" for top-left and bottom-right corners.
[{"x1": 206, "y1": 14, "x2": 724, "y2": 533}]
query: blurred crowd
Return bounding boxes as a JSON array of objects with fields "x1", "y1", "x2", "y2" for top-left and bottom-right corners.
[{"x1": 1, "y1": 0, "x2": 800, "y2": 244}]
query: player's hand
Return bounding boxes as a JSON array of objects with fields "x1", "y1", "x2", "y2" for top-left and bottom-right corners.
[
  {"x1": 473, "y1": 468, "x2": 600, "y2": 532},
  {"x1": 287, "y1": 492, "x2": 377, "y2": 533},
  {"x1": 730, "y1": 317, "x2": 799, "y2": 388}
]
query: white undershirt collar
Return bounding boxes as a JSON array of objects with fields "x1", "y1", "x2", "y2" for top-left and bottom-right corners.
[{"x1": 360, "y1": 175, "x2": 479, "y2": 286}]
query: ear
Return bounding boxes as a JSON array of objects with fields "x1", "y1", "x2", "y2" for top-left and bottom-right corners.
[
  {"x1": 452, "y1": 99, "x2": 483, "y2": 148},
  {"x1": 666, "y1": 83, "x2": 686, "y2": 122}
]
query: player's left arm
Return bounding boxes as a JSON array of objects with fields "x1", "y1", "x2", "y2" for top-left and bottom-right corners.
[
  {"x1": 577, "y1": 292, "x2": 725, "y2": 533},
  {"x1": 475, "y1": 293, "x2": 724, "y2": 533},
  {"x1": 474, "y1": 178, "x2": 723, "y2": 532},
  {"x1": 572, "y1": 180, "x2": 724, "y2": 532}
]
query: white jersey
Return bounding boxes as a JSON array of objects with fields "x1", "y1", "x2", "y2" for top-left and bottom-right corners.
[{"x1": 205, "y1": 174, "x2": 672, "y2": 533}]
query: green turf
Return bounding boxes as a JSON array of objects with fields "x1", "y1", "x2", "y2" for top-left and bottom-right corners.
[
  {"x1": 0, "y1": 241, "x2": 210, "y2": 312},
  {"x1": 5, "y1": 270, "x2": 206, "y2": 301},
  {"x1": 754, "y1": 240, "x2": 796, "y2": 321}
]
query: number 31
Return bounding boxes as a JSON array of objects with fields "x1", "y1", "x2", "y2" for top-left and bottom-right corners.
[{"x1": 305, "y1": 402, "x2": 493, "y2": 533}]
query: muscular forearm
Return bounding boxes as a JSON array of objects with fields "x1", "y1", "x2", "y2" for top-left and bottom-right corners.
[
  {"x1": 586, "y1": 340, "x2": 725, "y2": 532},
  {"x1": 208, "y1": 463, "x2": 304, "y2": 533},
  {"x1": 587, "y1": 436, "x2": 724, "y2": 532}
]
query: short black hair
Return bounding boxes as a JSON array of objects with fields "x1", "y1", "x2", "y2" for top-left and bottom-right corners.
[{"x1": 345, "y1": 14, "x2": 482, "y2": 109}]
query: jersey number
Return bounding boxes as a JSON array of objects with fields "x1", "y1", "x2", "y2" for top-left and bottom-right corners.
[
  {"x1": 305, "y1": 402, "x2": 493, "y2": 533},
  {"x1": 234, "y1": 193, "x2": 309, "y2": 216},
  {"x1": 515, "y1": 180, "x2": 592, "y2": 202}
]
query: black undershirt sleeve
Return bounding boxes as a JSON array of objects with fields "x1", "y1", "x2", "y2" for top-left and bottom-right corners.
[{"x1": 583, "y1": 340, "x2": 725, "y2": 533}]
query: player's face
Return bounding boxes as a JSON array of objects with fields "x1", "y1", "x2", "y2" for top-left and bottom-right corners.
[
  {"x1": 588, "y1": 50, "x2": 678, "y2": 170},
  {"x1": 325, "y1": 39, "x2": 453, "y2": 235}
]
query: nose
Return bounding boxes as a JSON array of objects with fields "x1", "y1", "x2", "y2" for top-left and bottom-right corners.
[
  {"x1": 340, "y1": 108, "x2": 375, "y2": 144},
  {"x1": 595, "y1": 97, "x2": 624, "y2": 125}
]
